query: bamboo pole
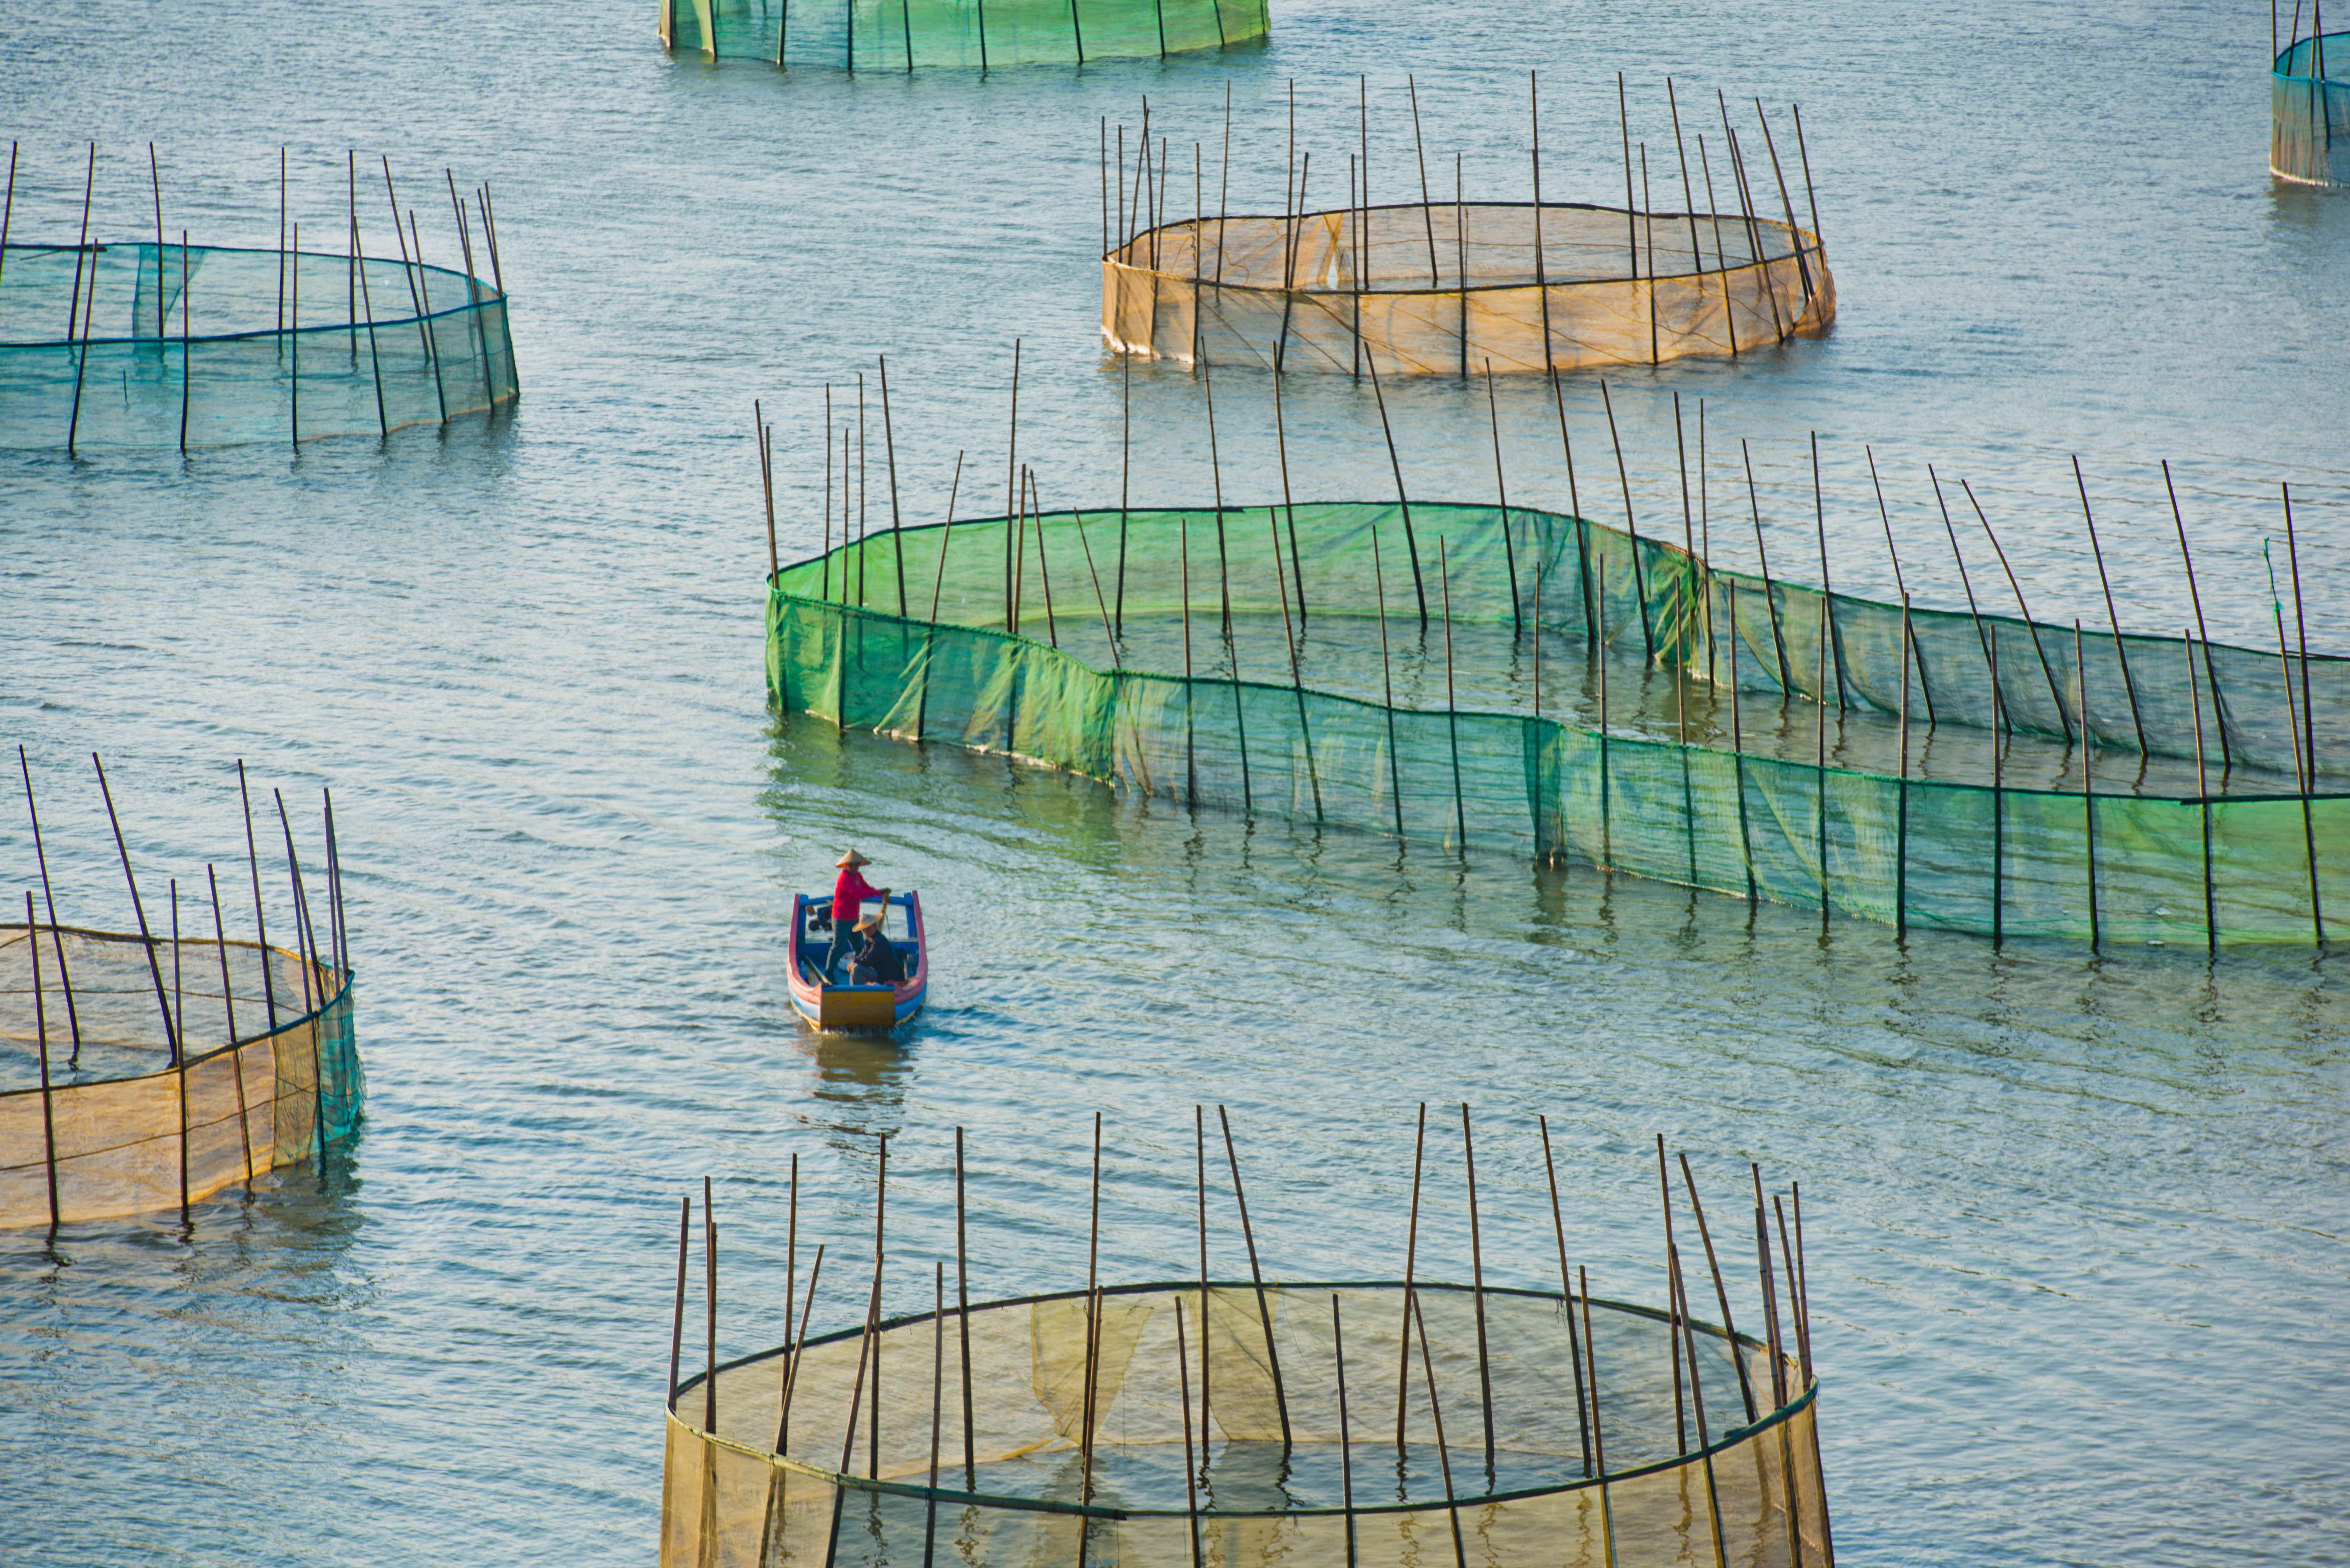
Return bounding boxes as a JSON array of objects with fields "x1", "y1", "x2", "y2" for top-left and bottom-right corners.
[
  {"x1": 774, "y1": 1242, "x2": 826, "y2": 1453},
  {"x1": 1408, "y1": 76, "x2": 1441, "y2": 285},
  {"x1": 1195, "y1": 1106, "x2": 1211, "y2": 1454},
  {"x1": 1217, "y1": 1105, "x2": 1291, "y2": 1447},
  {"x1": 1617, "y1": 75, "x2": 1640, "y2": 299},
  {"x1": 27, "y1": 890, "x2": 60, "y2": 1236},
  {"x1": 1964, "y1": 480, "x2": 2070, "y2": 741},
  {"x1": 1394, "y1": 1102, "x2": 1427, "y2": 1452},
  {"x1": 178, "y1": 231, "x2": 192, "y2": 450},
  {"x1": 954, "y1": 1127, "x2": 975, "y2": 1486},
  {"x1": 208, "y1": 864, "x2": 256, "y2": 1182},
  {"x1": 2283, "y1": 486, "x2": 2324, "y2": 941},
  {"x1": 704, "y1": 1178, "x2": 720, "y2": 1433},
  {"x1": 1808, "y1": 435, "x2": 1847, "y2": 706},
  {"x1": 1733, "y1": 446, "x2": 1792, "y2": 690},
  {"x1": 1656, "y1": 1135, "x2": 1687, "y2": 1454},
  {"x1": 66, "y1": 143, "x2": 96, "y2": 456},
  {"x1": 1441, "y1": 539, "x2": 1466, "y2": 849},
  {"x1": 1753, "y1": 104, "x2": 1814, "y2": 313},
  {"x1": 667, "y1": 1193, "x2": 690, "y2": 1413},
  {"x1": 1672, "y1": 1247, "x2": 1734, "y2": 1568},
  {"x1": 2072, "y1": 457, "x2": 2146, "y2": 753},
  {"x1": 2077, "y1": 621, "x2": 2100, "y2": 950},
  {"x1": 1692, "y1": 132, "x2": 1740, "y2": 356},
  {"x1": 1373, "y1": 532, "x2": 1406, "y2": 839},
  {"x1": 2164, "y1": 462, "x2": 2231, "y2": 769},
  {"x1": 273, "y1": 790, "x2": 330, "y2": 1163},
  {"x1": 880, "y1": 355, "x2": 907, "y2": 616},
  {"x1": 1897, "y1": 594, "x2": 1912, "y2": 933},
  {"x1": 1407, "y1": 1286, "x2": 1470, "y2": 1568},
  {"x1": 1174, "y1": 1296, "x2": 1204, "y2": 1568},
  {"x1": 1003, "y1": 341, "x2": 1020, "y2": 631},
  {"x1": 1531, "y1": 72, "x2": 1555, "y2": 375},
  {"x1": 148, "y1": 144, "x2": 164, "y2": 339},
  {"x1": 869, "y1": 1135, "x2": 888, "y2": 1474},
  {"x1": 1599, "y1": 381, "x2": 1656, "y2": 657},
  {"x1": 1333, "y1": 1294, "x2": 1358, "y2": 1568},
  {"x1": 93, "y1": 755, "x2": 180, "y2": 1067},
  {"x1": 1365, "y1": 346, "x2": 1429, "y2": 626},
  {"x1": 1676, "y1": 1152, "x2": 1756, "y2": 1421},
  {"x1": 1273, "y1": 367, "x2": 1308, "y2": 627},
  {"x1": 757, "y1": 400, "x2": 778, "y2": 580},
  {"x1": 1925, "y1": 466, "x2": 2003, "y2": 733},
  {"x1": 18, "y1": 748, "x2": 84, "y2": 1058},
  {"x1": 1579, "y1": 1266, "x2": 1618, "y2": 1561},
  {"x1": 1869, "y1": 450, "x2": 1934, "y2": 727},
  {"x1": 1729, "y1": 584, "x2": 1756, "y2": 902},
  {"x1": 1459, "y1": 1104, "x2": 1497, "y2": 1479},
  {"x1": 172, "y1": 879, "x2": 187, "y2": 1222},
  {"x1": 923, "y1": 1260, "x2": 944, "y2": 1568},
  {"x1": 1536, "y1": 1115, "x2": 1593, "y2": 1474},
  {"x1": 1485, "y1": 361, "x2": 1521, "y2": 629},
  {"x1": 321, "y1": 791, "x2": 345, "y2": 980},
  {"x1": 1549, "y1": 366, "x2": 1596, "y2": 645},
  {"x1": 2184, "y1": 631, "x2": 2217, "y2": 952}
]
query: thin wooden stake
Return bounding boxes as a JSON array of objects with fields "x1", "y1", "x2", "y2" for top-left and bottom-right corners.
[
  {"x1": 1408, "y1": 1287, "x2": 1470, "y2": 1568},
  {"x1": 1657, "y1": 1135, "x2": 1687, "y2": 1454},
  {"x1": 954, "y1": 1127, "x2": 975, "y2": 1486},
  {"x1": 2073, "y1": 457, "x2": 2147, "y2": 753},
  {"x1": 1364, "y1": 346, "x2": 1429, "y2": 627},
  {"x1": 1217, "y1": 1105, "x2": 1292, "y2": 1449},
  {"x1": 703, "y1": 1178, "x2": 719, "y2": 1433},
  {"x1": 667, "y1": 1193, "x2": 691, "y2": 1412},
  {"x1": 18, "y1": 747, "x2": 84, "y2": 1058},
  {"x1": 1599, "y1": 381, "x2": 1656, "y2": 657},
  {"x1": 1536, "y1": 1116, "x2": 1593, "y2": 1472},
  {"x1": 1676, "y1": 1152, "x2": 1757, "y2": 1422},
  {"x1": 208, "y1": 865, "x2": 255, "y2": 1182},
  {"x1": 93, "y1": 755, "x2": 180, "y2": 1067},
  {"x1": 1394, "y1": 1102, "x2": 1427, "y2": 1452},
  {"x1": 1174, "y1": 1297, "x2": 1204, "y2": 1568},
  {"x1": 27, "y1": 890, "x2": 60, "y2": 1235},
  {"x1": 1455, "y1": 1104, "x2": 1500, "y2": 1483}
]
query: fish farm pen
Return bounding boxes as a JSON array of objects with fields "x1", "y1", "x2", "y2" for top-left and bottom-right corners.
[
  {"x1": 0, "y1": 759, "x2": 357, "y2": 1230},
  {"x1": 661, "y1": 1114, "x2": 1831, "y2": 1568},
  {"x1": 762, "y1": 463, "x2": 2344, "y2": 946},
  {"x1": 2272, "y1": 28, "x2": 2350, "y2": 185},
  {"x1": 659, "y1": 0, "x2": 1269, "y2": 69},
  {"x1": 1100, "y1": 86, "x2": 1829, "y2": 375},
  {"x1": 0, "y1": 144, "x2": 516, "y2": 451}
]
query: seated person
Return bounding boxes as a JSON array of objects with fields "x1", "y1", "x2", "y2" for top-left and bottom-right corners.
[
  {"x1": 826, "y1": 849, "x2": 887, "y2": 980},
  {"x1": 850, "y1": 910, "x2": 909, "y2": 986}
]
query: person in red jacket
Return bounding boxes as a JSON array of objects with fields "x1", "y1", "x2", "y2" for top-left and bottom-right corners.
[{"x1": 826, "y1": 850, "x2": 887, "y2": 981}]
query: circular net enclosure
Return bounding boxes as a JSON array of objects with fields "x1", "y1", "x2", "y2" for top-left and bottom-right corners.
[
  {"x1": 767, "y1": 500, "x2": 2346, "y2": 945},
  {"x1": 661, "y1": 1127, "x2": 1829, "y2": 1568},
  {"x1": 660, "y1": 0, "x2": 1268, "y2": 69},
  {"x1": 1102, "y1": 202, "x2": 1831, "y2": 375},
  {"x1": 0, "y1": 773, "x2": 357, "y2": 1228},
  {"x1": 2272, "y1": 32, "x2": 2350, "y2": 185},
  {"x1": 0, "y1": 239, "x2": 516, "y2": 451}
]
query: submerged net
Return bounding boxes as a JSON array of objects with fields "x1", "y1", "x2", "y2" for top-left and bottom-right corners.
[
  {"x1": 1103, "y1": 203, "x2": 1831, "y2": 375},
  {"x1": 660, "y1": 0, "x2": 1268, "y2": 68},
  {"x1": 664, "y1": 1280, "x2": 1828, "y2": 1568},
  {"x1": 0, "y1": 925, "x2": 359, "y2": 1227},
  {"x1": 0, "y1": 241, "x2": 517, "y2": 450},
  {"x1": 767, "y1": 502, "x2": 2346, "y2": 945},
  {"x1": 2273, "y1": 33, "x2": 2350, "y2": 185}
]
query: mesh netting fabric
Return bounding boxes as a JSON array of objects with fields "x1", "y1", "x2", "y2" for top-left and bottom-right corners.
[
  {"x1": 1103, "y1": 204, "x2": 1832, "y2": 375},
  {"x1": 0, "y1": 926, "x2": 361, "y2": 1227},
  {"x1": 2273, "y1": 34, "x2": 2350, "y2": 185},
  {"x1": 768, "y1": 503, "x2": 2346, "y2": 945},
  {"x1": 663, "y1": 1281, "x2": 1829, "y2": 1568},
  {"x1": 661, "y1": 0, "x2": 1268, "y2": 68},
  {"x1": 0, "y1": 242, "x2": 517, "y2": 449}
]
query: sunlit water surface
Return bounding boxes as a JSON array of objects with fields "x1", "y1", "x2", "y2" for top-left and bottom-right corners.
[{"x1": 3, "y1": 0, "x2": 2346, "y2": 1564}]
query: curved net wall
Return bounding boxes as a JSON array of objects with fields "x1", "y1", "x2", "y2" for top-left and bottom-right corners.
[
  {"x1": 2273, "y1": 33, "x2": 2350, "y2": 185},
  {"x1": 660, "y1": 0, "x2": 1267, "y2": 68},
  {"x1": 767, "y1": 503, "x2": 2345, "y2": 945},
  {"x1": 0, "y1": 241, "x2": 517, "y2": 450},
  {"x1": 0, "y1": 925, "x2": 358, "y2": 1228},
  {"x1": 1103, "y1": 203, "x2": 1832, "y2": 375},
  {"x1": 666, "y1": 1280, "x2": 1826, "y2": 1568}
]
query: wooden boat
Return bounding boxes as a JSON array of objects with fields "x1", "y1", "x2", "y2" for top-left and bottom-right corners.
[{"x1": 788, "y1": 890, "x2": 928, "y2": 1031}]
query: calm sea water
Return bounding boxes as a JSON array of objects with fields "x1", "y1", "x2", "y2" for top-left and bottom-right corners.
[{"x1": 2, "y1": 0, "x2": 2345, "y2": 1564}]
